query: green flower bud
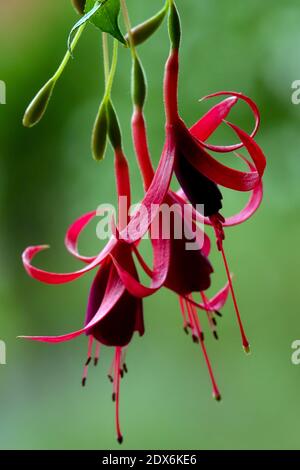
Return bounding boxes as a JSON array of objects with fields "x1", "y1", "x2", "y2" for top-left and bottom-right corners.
[
  {"x1": 107, "y1": 100, "x2": 122, "y2": 150},
  {"x1": 71, "y1": 0, "x2": 86, "y2": 15},
  {"x1": 125, "y1": 3, "x2": 168, "y2": 47},
  {"x1": 168, "y1": 1, "x2": 181, "y2": 50},
  {"x1": 132, "y1": 56, "x2": 147, "y2": 109},
  {"x1": 22, "y1": 78, "x2": 56, "y2": 128},
  {"x1": 92, "y1": 100, "x2": 108, "y2": 161}
]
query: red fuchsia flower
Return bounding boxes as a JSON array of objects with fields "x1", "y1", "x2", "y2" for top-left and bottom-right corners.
[
  {"x1": 105, "y1": 50, "x2": 235, "y2": 400},
  {"x1": 112, "y1": 19, "x2": 262, "y2": 397},
  {"x1": 21, "y1": 113, "x2": 176, "y2": 443},
  {"x1": 157, "y1": 1, "x2": 267, "y2": 353},
  {"x1": 20, "y1": 0, "x2": 265, "y2": 443},
  {"x1": 21, "y1": 82, "x2": 231, "y2": 437}
]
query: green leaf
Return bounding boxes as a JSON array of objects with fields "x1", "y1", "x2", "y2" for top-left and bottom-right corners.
[
  {"x1": 85, "y1": 0, "x2": 126, "y2": 44},
  {"x1": 68, "y1": 0, "x2": 103, "y2": 52}
]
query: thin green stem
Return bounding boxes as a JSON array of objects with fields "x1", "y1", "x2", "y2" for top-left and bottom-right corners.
[
  {"x1": 104, "y1": 39, "x2": 118, "y2": 102},
  {"x1": 102, "y1": 32, "x2": 110, "y2": 86},
  {"x1": 53, "y1": 23, "x2": 86, "y2": 82},
  {"x1": 120, "y1": 0, "x2": 136, "y2": 58}
]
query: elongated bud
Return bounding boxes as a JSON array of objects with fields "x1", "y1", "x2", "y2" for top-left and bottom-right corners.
[
  {"x1": 132, "y1": 56, "x2": 147, "y2": 109},
  {"x1": 92, "y1": 100, "x2": 108, "y2": 161},
  {"x1": 168, "y1": 1, "x2": 181, "y2": 50},
  {"x1": 23, "y1": 78, "x2": 56, "y2": 128},
  {"x1": 125, "y1": 3, "x2": 168, "y2": 46},
  {"x1": 107, "y1": 100, "x2": 122, "y2": 150},
  {"x1": 71, "y1": 0, "x2": 86, "y2": 15}
]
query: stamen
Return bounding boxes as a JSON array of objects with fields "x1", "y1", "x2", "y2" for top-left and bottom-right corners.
[
  {"x1": 220, "y1": 245, "x2": 250, "y2": 353},
  {"x1": 201, "y1": 292, "x2": 219, "y2": 340},
  {"x1": 179, "y1": 296, "x2": 190, "y2": 334},
  {"x1": 113, "y1": 347, "x2": 123, "y2": 444},
  {"x1": 185, "y1": 299, "x2": 199, "y2": 342},
  {"x1": 81, "y1": 336, "x2": 94, "y2": 387},
  {"x1": 188, "y1": 296, "x2": 221, "y2": 401},
  {"x1": 210, "y1": 213, "x2": 226, "y2": 251},
  {"x1": 121, "y1": 347, "x2": 128, "y2": 375},
  {"x1": 94, "y1": 341, "x2": 101, "y2": 366},
  {"x1": 108, "y1": 356, "x2": 115, "y2": 383},
  {"x1": 210, "y1": 213, "x2": 250, "y2": 353}
]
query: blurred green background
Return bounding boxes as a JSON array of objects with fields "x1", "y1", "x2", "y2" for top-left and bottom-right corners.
[{"x1": 0, "y1": 0, "x2": 300, "y2": 450}]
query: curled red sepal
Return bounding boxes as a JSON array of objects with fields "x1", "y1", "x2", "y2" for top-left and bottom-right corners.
[
  {"x1": 18, "y1": 263, "x2": 126, "y2": 343},
  {"x1": 181, "y1": 278, "x2": 231, "y2": 313},
  {"x1": 177, "y1": 120, "x2": 264, "y2": 191},
  {"x1": 204, "y1": 281, "x2": 231, "y2": 312},
  {"x1": 65, "y1": 210, "x2": 98, "y2": 263},
  {"x1": 192, "y1": 91, "x2": 260, "y2": 153},
  {"x1": 22, "y1": 238, "x2": 117, "y2": 285},
  {"x1": 189, "y1": 96, "x2": 238, "y2": 142},
  {"x1": 224, "y1": 120, "x2": 266, "y2": 177}
]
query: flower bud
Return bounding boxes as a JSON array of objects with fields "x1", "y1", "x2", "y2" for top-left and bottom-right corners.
[
  {"x1": 131, "y1": 56, "x2": 147, "y2": 109},
  {"x1": 125, "y1": 3, "x2": 167, "y2": 46},
  {"x1": 107, "y1": 100, "x2": 122, "y2": 150},
  {"x1": 71, "y1": 0, "x2": 86, "y2": 15},
  {"x1": 168, "y1": 1, "x2": 181, "y2": 50},
  {"x1": 92, "y1": 100, "x2": 108, "y2": 161},
  {"x1": 22, "y1": 78, "x2": 56, "y2": 128}
]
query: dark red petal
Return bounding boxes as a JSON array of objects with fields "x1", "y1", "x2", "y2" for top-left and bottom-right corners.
[
  {"x1": 84, "y1": 261, "x2": 111, "y2": 328},
  {"x1": 87, "y1": 250, "x2": 144, "y2": 346},
  {"x1": 177, "y1": 155, "x2": 263, "y2": 227},
  {"x1": 164, "y1": 209, "x2": 213, "y2": 296},
  {"x1": 134, "y1": 300, "x2": 145, "y2": 337},
  {"x1": 168, "y1": 191, "x2": 211, "y2": 257},
  {"x1": 175, "y1": 152, "x2": 223, "y2": 217},
  {"x1": 90, "y1": 289, "x2": 142, "y2": 347}
]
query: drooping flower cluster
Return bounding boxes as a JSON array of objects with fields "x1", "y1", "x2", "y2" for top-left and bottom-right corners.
[{"x1": 21, "y1": 0, "x2": 266, "y2": 444}]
